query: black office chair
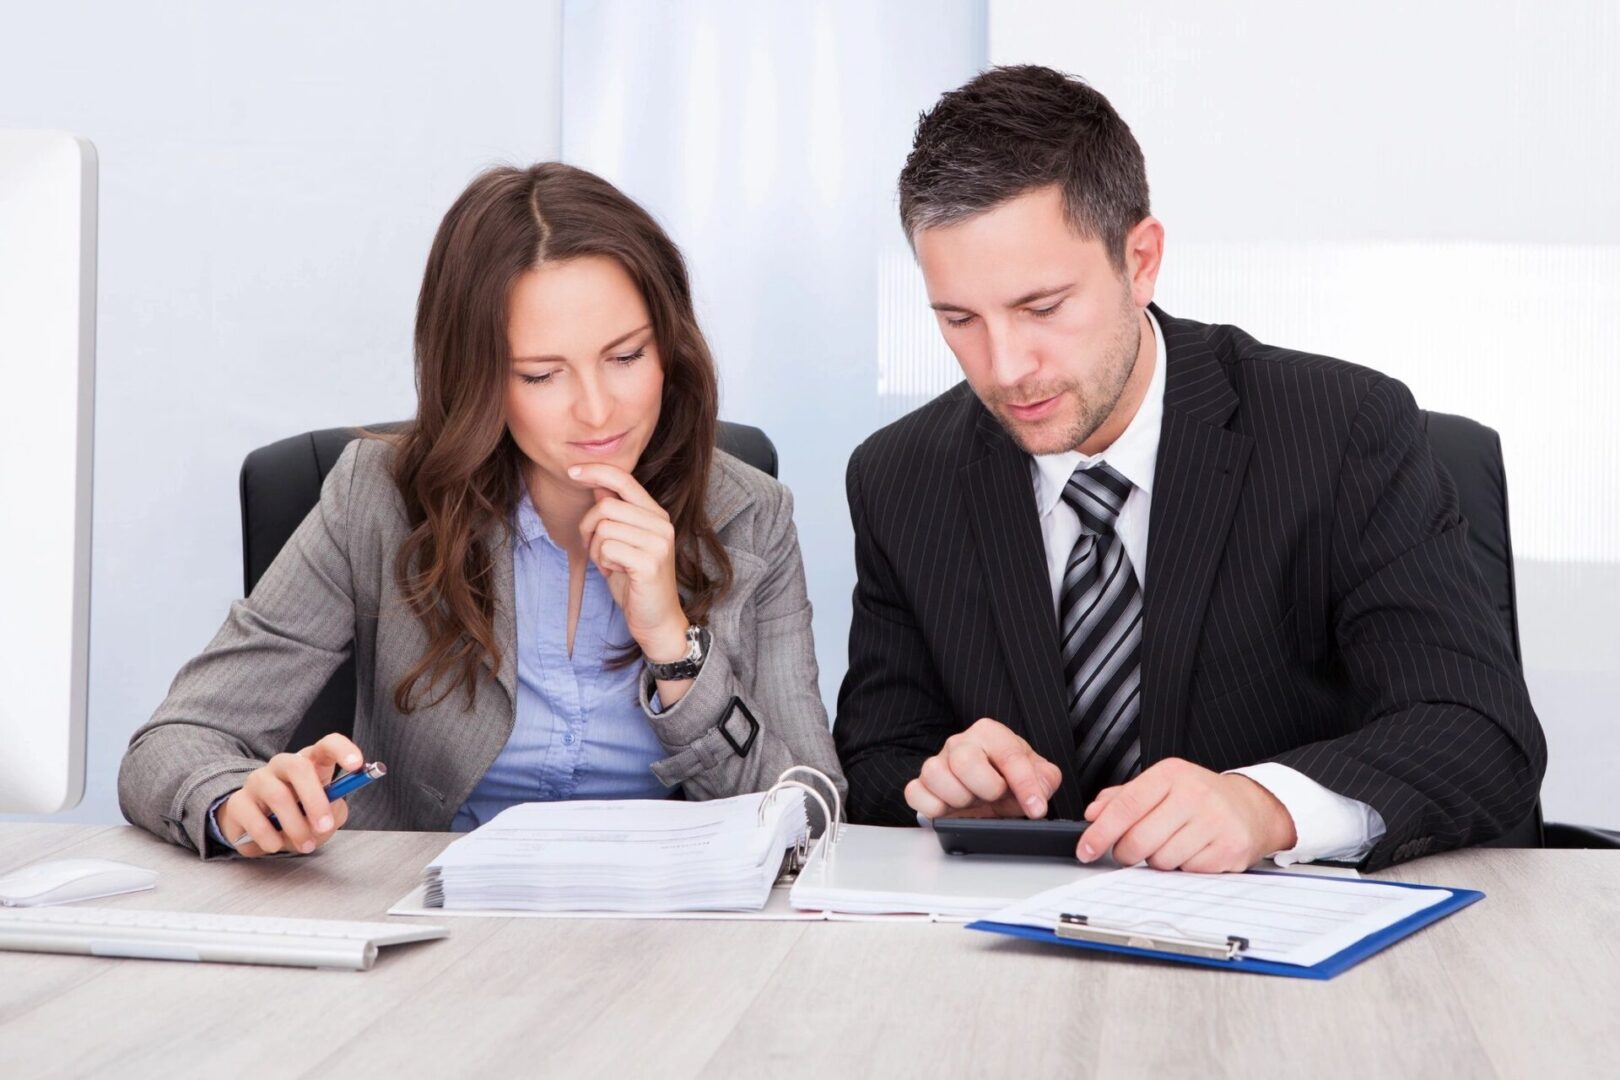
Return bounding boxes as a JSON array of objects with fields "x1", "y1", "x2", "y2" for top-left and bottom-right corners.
[
  {"x1": 1422, "y1": 411, "x2": 1617, "y2": 849},
  {"x1": 238, "y1": 421, "x2": 778, "y2": 756}
]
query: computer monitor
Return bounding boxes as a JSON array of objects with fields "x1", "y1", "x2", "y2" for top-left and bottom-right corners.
[{"x1": 0, "y1": 130, "x2": 96, "y2": 813}]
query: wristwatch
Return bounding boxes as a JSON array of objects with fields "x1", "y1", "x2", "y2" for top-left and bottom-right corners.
[{"x1": 644, "y1": 624, "x2": 711, "y2": 681}]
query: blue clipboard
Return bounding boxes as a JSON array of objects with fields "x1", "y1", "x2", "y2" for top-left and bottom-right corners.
[{"x1": 966, "y1": 873, "x2": 1484, "y2": 980}]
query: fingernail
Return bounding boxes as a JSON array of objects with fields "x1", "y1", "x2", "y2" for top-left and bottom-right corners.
[
  {"x1": 1024, "y1": 795, "x2": 1044, "y2": 815},
  {"x1": 567, "y1": 466, "x2": 582, "y2": 478},
  {"x1": 317, "y1": 815, "x2": 333, "y2": 832},
  {"x1": 299, "y1": 841, "x2": 316, "y2": 854},
  {"x1": 346, "y1": 755, "x2": 361, "y2": 767},
  {"x1": 1079, "y1": 843, "x2": 1096, "y2": 861}
]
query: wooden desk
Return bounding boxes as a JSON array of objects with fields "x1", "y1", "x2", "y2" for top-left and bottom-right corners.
[{"x1": 2, "y1": 824, "x2": 1616, "y2": 1078}]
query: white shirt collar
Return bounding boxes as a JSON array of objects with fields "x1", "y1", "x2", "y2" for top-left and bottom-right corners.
[{"x1": 1031, "y1": 307, "x2": 1167, "y2": 517}]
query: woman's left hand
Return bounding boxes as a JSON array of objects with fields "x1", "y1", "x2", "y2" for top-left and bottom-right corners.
[{"x1": 571, "y1": 462, "x2": 692, "y2": 664}]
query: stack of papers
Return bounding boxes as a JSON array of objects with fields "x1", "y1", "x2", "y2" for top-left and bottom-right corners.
[{"x1": 422, "y1": 791, "x2": 807, "y2": 913}]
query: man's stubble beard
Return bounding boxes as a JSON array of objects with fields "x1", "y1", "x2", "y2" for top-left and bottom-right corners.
[{"x1": 989, "y1": 293, "x2": 1142, "y2": 457}]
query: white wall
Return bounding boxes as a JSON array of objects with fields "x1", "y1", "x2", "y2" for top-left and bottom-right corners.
[
  {"x1": 1, "y1": 1, "x2": 563, "y2": 823},
  {"x1": 17, "y1": 0, "x2": 1604, "y2": 831},
  {"x1": 990, "y1": 0, "x2": 1620, "y2": 826},
  {"x1": 559, "y1": 0, "x2": 985, "y2": 713}
]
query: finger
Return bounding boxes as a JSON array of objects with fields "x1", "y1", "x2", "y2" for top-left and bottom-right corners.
[
  {"x1": 302, "y1": 733, "x2": 364, "y2": 776},
  {"x1": 944, "y1": 742, "x2": 1010, "y2": 805},
  {"x1": 590, "y1": 520, "x2": 667, "y2": 559},
  {"x1": 581, "y1": 497, "x2": 672, "y2": 540},
  {"x1": 579, "y1": 498, "x2": 654, "y2": 553},
  {"x1": 919, "y1": 755, "x2": 978, "y2": 810},
  {"x1": 939, "y1": 803, "x2": 1002, "y2": 819},
  {"x1": 904, "y1": 777, "x2": 949, "y2": 819},
  {"x1": 329, "y1": 797, "x2": 350, "y2": 830},
  {"x1": 566, "y1": 463, "x2": 661, "y2": 513},
  {"x1": 986, "y1": 793, "x2": 1030, "y2": 818},
  {"x1": 228, "y1": 793, "x2": 282, "y2": 856},
  {"x1": 1085, "y1": 785, "x2": 1123, "y2": 822},
  {"x1": 986, "y1": 746, "x2": 1054, "y2": 819},
  {"x1": 1040, "y1": 760, "x2": 1063, "y2": 796},
  {"x1": 1180, "y1": 834, "x2": 1256, "y2": 875},
  {"x1": 254, "y1": 774, "x2": 317, "y2": 854},
  {"x1": 1111, "y1": 795, "x2": 1196, "y2": 867},
  {"x1": 597, "y1": 538, "x2": 654, "y2": 578},
  {"x1": 1077, "y1": 769, "x2": 1174, "y2": 862},
  {"x1": 1143, "y1": 816, "x2": 1215, "y2": 872},
  {"x1": 276, "y1": 754, "x2": 335, "y2": 837}
]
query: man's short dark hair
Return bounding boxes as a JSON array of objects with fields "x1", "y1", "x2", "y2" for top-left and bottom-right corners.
[{"x1": 898, "y1": 65, "x2": 1150, "y2": 268}]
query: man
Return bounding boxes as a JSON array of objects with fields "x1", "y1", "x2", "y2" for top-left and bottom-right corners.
[{"x1": 834, "y1": 65, "x2": 1545, "y2": 872}]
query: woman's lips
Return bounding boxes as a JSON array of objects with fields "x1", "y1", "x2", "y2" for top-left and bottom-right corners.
[{"x1": 568, "y1": 430, "x2": 628, "y2": 455}]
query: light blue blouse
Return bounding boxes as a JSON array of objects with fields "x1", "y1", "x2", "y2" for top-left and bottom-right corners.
[{"x1": 450, "y1": 486, "x2": 669, "y2": 830}]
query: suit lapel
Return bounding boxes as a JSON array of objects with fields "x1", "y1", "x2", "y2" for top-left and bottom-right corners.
[
  {"x1": 1141, "y1": 311, "x2": 1253, "y2": 759},
  {"x1": 961, "y1": 409, "x2": 1085, "y2": 821}
]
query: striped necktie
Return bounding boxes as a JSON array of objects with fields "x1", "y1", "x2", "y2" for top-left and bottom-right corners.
[{"x1": 1059, "y1": 462, "x2": 1144, "y2": 806}]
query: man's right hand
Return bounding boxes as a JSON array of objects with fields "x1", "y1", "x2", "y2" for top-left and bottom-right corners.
[
  {"x1": 904, "y1": 718, "x2": 1063, "y2": 820},
  {"x1": 217, "y1": 733, "x2": 364, "y2": 857}
]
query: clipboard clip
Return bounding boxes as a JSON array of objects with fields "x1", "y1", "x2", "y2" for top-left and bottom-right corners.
[{"x1": 1056, "y1": 912, "x2": 1251, "y2": 961}]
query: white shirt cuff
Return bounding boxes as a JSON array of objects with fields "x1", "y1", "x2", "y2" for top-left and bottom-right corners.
[{"x1": 1227, "y1": 762, "x2": 1387, "y2": 866}]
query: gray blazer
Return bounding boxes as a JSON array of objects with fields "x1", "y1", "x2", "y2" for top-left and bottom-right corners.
[{"x1": 118, "y1": 438, "x2": 845, "y2": 856}]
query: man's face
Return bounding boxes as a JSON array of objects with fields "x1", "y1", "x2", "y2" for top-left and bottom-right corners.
[{"x1": 914, "y1": 185, "x2": 1156, "y2": 456}]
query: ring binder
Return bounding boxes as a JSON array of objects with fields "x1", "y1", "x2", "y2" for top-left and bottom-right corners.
[
  {"x1": 759, "y1": 767, "x2": 843, "y2": 874},
  {"x1": 1056, "y1": 912, "x2": 1251, "y2": 961},
  {"x1": 774, "y1": 766, "x2": 843, "y2": 836}
]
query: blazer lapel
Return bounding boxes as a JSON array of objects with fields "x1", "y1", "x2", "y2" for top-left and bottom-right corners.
[
  {"x1": 1141, "y1": 311, "x2": 1253, "y2": 759},
  {"x1": 432, "y1": 529, "x2": 519, "y2": 827},
  {"x1": 961, "y1": 409, "x2": 1085, "y2": 821},
  {"x1": 488, "y1": 529, "x2": 519, "y2": 706}
]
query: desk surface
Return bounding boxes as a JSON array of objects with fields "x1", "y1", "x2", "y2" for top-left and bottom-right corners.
[{"x1": 2, "y1": 824, "x2": 1616, "y2": 1079}]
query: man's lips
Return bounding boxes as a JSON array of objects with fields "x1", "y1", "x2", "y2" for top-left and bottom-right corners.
[{"x1": 1004, "y1": 395, "x2": 1061, "y2": 422}]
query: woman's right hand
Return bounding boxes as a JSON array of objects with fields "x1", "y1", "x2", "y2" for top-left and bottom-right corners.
[{"x1": 217, "y1": 733, "x2": 365, "y2": 857}]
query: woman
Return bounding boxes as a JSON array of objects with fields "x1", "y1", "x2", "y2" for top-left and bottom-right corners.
[{"x1": 118, "y1": 163, "x2": 844, "y2": 858}]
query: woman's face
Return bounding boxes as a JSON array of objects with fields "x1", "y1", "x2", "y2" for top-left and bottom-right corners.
[{"x1": 504, "y1": 254, "x2": 665, "y2": 496}]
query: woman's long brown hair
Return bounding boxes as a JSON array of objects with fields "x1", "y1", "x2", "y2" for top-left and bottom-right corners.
[{"x1": 387, "y1": 163, "x2": 730, "y2": 713}]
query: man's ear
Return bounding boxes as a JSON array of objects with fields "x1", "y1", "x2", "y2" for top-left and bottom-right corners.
[{"x1": 1124, "y1": 216, "x2": 1165, "y2": 309}]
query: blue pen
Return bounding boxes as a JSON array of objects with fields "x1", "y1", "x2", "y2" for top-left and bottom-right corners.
[{"x1": 231, "y1": 761, "x2": 387, "y2": 849}]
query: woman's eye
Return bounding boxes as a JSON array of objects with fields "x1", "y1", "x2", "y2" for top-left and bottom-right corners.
[
  {"x1": 518, "y1": 371, "x2": 555, "y2": 386},
  {"x1": 611, "y1": 347, "x2": 647, "y2": 366},
  {"x1": 945, "y1": 314, "x2": 977, "y2": 328}
]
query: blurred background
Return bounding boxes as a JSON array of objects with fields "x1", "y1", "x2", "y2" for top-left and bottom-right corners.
[{"x1": 4, "y1": 0, "x2": 1614, "y2": 828}]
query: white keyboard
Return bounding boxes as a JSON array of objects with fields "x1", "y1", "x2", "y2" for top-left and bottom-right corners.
[{"x1": 0, "y1": 905, "x2": 449, "y2": 971}]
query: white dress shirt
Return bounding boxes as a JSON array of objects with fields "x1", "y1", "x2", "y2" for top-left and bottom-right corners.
[{"x1": 1029, "y1": 309, "x2": 1386, "y2": 866}]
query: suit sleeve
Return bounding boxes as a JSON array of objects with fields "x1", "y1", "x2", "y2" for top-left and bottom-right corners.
[
  {"x1": 1268, "y1": 376, "x2": 1547, "y2": 870},
  {"x1": 638, "y1": 481, "x2": 847, "y2": 817},
  {"x1": 117, "y1": 441, "x2": 364, "y2": 858},
  {"x1": 834, "y1": 443, "x2": 962, "y2": 825}
]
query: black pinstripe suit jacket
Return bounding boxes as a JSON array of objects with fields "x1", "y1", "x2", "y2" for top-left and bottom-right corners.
[{"x1": 834, "y1": 306, "x2": 1547, "y2": 870}]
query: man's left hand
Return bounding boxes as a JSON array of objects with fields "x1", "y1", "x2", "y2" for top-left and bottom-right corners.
[{"x1": 1077, "y1": 758, "x2": 1298, "y2": 873}]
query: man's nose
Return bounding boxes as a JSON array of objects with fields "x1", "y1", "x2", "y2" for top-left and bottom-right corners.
[{"x1": 984, "y1": 322, "x2": 1039, "y2": 389}]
